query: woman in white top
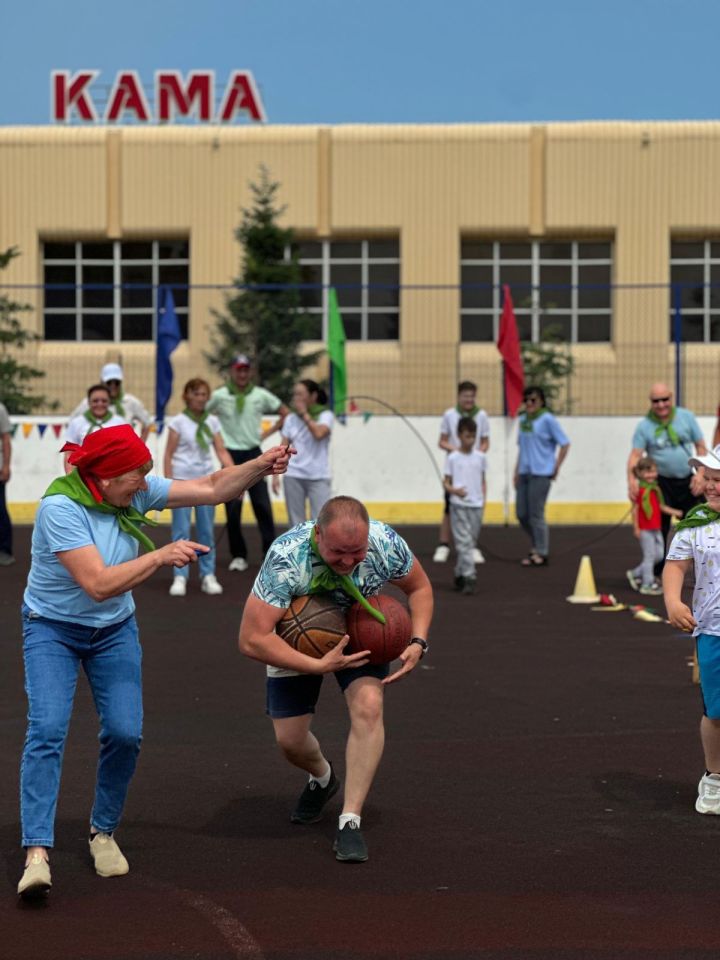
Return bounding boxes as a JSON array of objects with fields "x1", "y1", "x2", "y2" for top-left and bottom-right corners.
[
  {"x1": 163, "y1": 378, "x2": 233, "y2": 596},
  {"x1": 64, "y1": 385, "x2": 126, "y2": 473},
  {"x1": 273, "y1": 379, "x2": 334, "y2": 527}
]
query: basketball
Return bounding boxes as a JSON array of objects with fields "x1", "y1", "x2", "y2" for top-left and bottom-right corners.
[
  {"x1": 346, "y1": 594, "x2": 412, "y2": 665},
  {"x1": 276, "y1": 594, "x2": 348, "y2": 659}
]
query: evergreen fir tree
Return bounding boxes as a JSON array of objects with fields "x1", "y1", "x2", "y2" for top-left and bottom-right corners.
[
  {"x1": 206, "y1": 166, "x2": 323, "y2": 401},
  {"x1": 0, "y1": 247, "x2": 57, "y2": 414}
]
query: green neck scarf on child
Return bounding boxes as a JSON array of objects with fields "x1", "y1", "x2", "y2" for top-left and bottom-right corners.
[
  {"x1": 308, "y1": 528, "x2": 386, "y2": 624},
  {"x1": 638, "y1": 479, "x2": 665, "y2": 520},
  {"x1": 519, "y1": 407, "x2": 548, "y2": 432},
  {"x1": 647, "y1": 407, "x2": 680, "y2": 446},
  {"x1": 183, "y1": 408, "x2": 214, "y2": 452},
  {"x1": 43, "y1": 469, "x2": 159, "y2": 552},
  {"x1": 674, "y1": 503, "x2": 720, "y2": 532},
  {"x1": 227, "y1": 380, "x2": 254, "y2": 414}
]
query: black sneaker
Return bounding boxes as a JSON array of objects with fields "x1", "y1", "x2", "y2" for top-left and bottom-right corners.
[
  {"x1": 333, "y1": 822, "x2": 368, "y2": 862},
  {"x1": 461, "y1": 577, "x2": 477, "y2": 595},
  {"x1": 290, "y1": 765, "x2": 340, "y2": 824},
  {"x1": 453, "y1": 575, "x2": 465, "y2": 591}
]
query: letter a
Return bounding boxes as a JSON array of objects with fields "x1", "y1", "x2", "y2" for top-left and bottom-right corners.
[{"x1": 218, "y1": 71, "x2": 266, "y2": 122}]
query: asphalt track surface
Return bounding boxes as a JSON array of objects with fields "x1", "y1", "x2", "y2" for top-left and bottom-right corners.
[{"x1": 0, "y1": 521, "x2": 716, "y2": 960}]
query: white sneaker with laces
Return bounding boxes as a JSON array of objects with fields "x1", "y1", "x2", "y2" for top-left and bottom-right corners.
[
  {"x1": 639, "y1": 582, "x2": 663, "y2": 596},
  {"x1": 228, "y1": 557, "x2": 249, "y2": 572},
  {"x1": 169, "y1": 576, "x2": 187, "y2": 597},
  {"x1": 696, "y1": 772, "x2": 720, "y2": 814},
  {"x1": 201, "y1": 574, "x2": 223, "y2": 595},
  {"x1": 626, "y1": 569, "x2": 640, "y2": 591},
  {"x1": 432, "y1": 544, "x2": 450, "y2": 563},
  {"x1": 473, "y1": 548, "x2": 485, "y2": 565}
]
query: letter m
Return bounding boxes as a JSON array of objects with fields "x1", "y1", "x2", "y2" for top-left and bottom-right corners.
[{"x1": 156, "y1": 71, "x2": 213, "y2": 122}]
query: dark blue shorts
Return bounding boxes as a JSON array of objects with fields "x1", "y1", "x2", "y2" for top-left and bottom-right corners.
[{"x1": 266, "y1": 663, "x2": 390, "y2": 719}]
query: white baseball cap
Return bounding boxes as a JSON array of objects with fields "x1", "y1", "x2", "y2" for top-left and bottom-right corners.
[
  {"x1": 101, "y1": 363, "x2": 124, "y2": 382},
  {"x1": 689, "y1": 445, "x2": 720, "y2": 471}
]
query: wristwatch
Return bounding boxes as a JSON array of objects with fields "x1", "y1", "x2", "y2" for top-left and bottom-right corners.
[{"x1": 408, "y1": 637, "x2": 429, "y2": 658}]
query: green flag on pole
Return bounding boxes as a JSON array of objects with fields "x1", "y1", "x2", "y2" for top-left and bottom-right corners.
[{"x1": 328, "y1": 287, "x2": 347, "y2": 415}]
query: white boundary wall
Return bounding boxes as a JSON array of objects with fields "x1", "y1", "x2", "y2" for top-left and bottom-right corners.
[{"x1": 7, "y1": 415, "x2": 716, "y2": 524}]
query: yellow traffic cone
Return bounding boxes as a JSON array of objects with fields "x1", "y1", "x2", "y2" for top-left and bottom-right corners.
[{"x1": 566, "y1": 555, "x2": 600, "y2": 603}]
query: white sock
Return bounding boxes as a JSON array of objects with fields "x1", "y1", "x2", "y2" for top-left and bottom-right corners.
[
  {"x1": 339, "y1": 812, "x2": 361, "y2": 829},
  {"x1": 310, "y1": 762, "x2": 331, "y2": 788}
]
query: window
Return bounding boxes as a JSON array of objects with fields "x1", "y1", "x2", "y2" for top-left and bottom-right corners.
[
  {"x1": 43, "y1": 240, "x2": 189, "y2": 342},
  {"x1": 288, "y1": 239, "x2": 400, "y2": 341},
  {"x1": 460, "y1": 239, "x2": 612, "y2": 343},
  {"x1": 670, "y1": 240, "x2": 720, "y2": 342}
]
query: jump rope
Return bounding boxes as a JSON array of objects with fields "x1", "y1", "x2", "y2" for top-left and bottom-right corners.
[{"x1": 175, "y1": 394, "x2": 633, "y2": 561}]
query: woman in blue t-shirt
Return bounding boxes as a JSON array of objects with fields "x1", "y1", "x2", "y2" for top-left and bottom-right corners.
[
  {"x1": 514, "y1": 386, "x2": 571, "y2": 567},
  {"x1": 17, "y1": 424, "x2": 291, "y2": 899}
]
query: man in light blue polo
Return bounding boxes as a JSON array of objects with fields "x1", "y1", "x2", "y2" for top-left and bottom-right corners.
[
  {"x1": 627, "y1": 381, "x2": 707, "y2": 553},
  {"x1": 207, "y1": 355, "x2": 290, "y2": 570}
]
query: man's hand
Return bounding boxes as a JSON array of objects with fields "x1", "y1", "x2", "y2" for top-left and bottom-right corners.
[
  {"x1": 382, "y1": 642, "x2": 424, "y2": 686},
  {"x1": 312, "y1": 636, "x2": 370, "y2": 675}
]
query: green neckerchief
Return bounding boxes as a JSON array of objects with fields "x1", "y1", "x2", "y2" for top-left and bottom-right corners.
[
  {"x1": 638, "y1": 479, "x2": 665, "y2": 520},
  {"x1": 674, "y1": 503, "x2": 720, "y2": 532},
  {"x1": 183, "y1": 407, "x2": 213, "y2": 452},
  {"x1": 456, "y1": 404, "x2": 479, "y2": 417},
  {"x1": 83, "y1": 409, "x2": 114, "y2": 429},
  {"x1": 227, "y1": 380, "x2": 254, "y2": 414},
  {"x1": 292, "y1": 403, "x2": 327, "y2": 421},
  {"x1": 647, "y1": 406, "x2": 680, "y2": 446},
  {"x1": 43, "y1": 469, "x2": 159, "y2": 552},
  {"x1": 112, "y1": 390, "x2": 126, "y2": 419},
  {"x1": 308, "y1": 527, "x2": 386, "y2": 624},
  {"x1": 519, "y1": 407, "x2": 549, "y2": 433}
]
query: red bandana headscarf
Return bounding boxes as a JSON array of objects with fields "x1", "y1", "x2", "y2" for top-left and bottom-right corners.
[{"x1": 61, "y1": 424, "x2": 152, "y2": 502}]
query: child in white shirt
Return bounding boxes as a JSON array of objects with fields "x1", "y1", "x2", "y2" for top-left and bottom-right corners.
[{"x1": 444, "y1": 417, "x2": 487, "y2": 595}]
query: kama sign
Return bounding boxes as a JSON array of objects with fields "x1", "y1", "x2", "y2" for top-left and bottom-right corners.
[{"x1": 51, "y1": 70, "x2": 266, "y2": 123}]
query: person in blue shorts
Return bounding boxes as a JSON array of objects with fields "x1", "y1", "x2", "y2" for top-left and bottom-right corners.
[
  {"x1": 16, "y1": 424, "x2": 291, "y2": 899},
  {"x1": 664, "y1": 445, "x2": 720, "y2": 817},
  {"x1": 238, "y1": 495, "x2": 434, "y2": 864}
]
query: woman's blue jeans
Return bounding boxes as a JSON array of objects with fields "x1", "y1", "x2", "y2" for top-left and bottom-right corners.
[
  {"x1": 20, "y1": 604, "x2": 143, "y2": 848},
  {"x1": 170, "y1": 504, "x2": 217, "y2": 578}
]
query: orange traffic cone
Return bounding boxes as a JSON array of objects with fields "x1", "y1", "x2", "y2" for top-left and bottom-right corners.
[{"x1": 566, "y1": 555, "x2": 600, "y2": 604}]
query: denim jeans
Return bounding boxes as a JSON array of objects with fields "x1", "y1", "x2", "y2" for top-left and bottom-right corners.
[
  {"x1": 170, "y1": 503, "x2": 217, "y2": 578},
  {"x1": 20, "y1": 604, "x2": 143, "y2": 848},
  {"x1": 516, "y1": 474, "x2": 553, "y2": 557}
]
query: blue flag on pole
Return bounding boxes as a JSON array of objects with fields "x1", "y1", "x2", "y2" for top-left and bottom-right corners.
[{"x1": 155, "y1": 286, "x2": 181, "y2": 434}]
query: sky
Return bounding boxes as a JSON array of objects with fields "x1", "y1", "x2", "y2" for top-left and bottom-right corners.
[{"x1": 2, "y1": 0, "x2": 720, "y2": 126}]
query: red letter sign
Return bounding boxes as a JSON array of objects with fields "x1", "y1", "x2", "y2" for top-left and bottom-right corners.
[
  {"x1": 106, "y1": 71, "x2": 151, "y2": 122},
  {"x1": 51, "y1": 70, "x2": 98, "y2": 122},
  {"x1": 218, "y1": 71, "x2": 266, "y2": 122},
  {"x1": 156, "y1": 71, "x2": 213, "y2": 122}
]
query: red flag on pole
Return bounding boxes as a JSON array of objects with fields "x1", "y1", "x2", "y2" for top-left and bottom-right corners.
[{"x1": 496, "y1": 284, "x2": 525, "y2": 417}]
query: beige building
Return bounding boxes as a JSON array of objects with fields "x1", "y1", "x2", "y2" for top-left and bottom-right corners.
[{"x1": 1, "y1": 121, "x2": 720, "y2": 417}]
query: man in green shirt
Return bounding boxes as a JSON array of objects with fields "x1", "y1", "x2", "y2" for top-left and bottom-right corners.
[{"x1": 207, "y1": 355, "x2": 290, "y2": 570}]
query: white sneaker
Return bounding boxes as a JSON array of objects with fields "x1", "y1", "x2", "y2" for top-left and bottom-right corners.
[
  {"x1": 432, "y1": 544, "x2": 450, "y2": 563},
  {"x1": 473, "y1": 548, "x2": 485, "y2": 565},
  {"x1": 169, "y1": 576, "x2": 187, "y2": 597},
  {"x1": 696, "y1": 773, "x2": 720, "y2": 814},
  {"x1": 228, "y1": 557, "x2": 248, "y2": 572},
  {"x1": 201, "y1": 574, "x2": 223, "y2": 595}
]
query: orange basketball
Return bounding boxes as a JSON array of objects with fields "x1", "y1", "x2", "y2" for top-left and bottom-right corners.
[
  {"x1": 276, "y1": 594, "x2": 347, "y2": 659},
  {"x1": 346, "y1": 594, "x2": 412, "y2": 665}
]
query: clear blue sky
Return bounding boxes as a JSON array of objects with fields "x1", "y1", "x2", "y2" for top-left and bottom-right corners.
[{"x1": 2, "y1": 0, "x2": 719, "y2": 125}]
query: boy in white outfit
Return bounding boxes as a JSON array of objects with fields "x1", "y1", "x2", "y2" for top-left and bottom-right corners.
[{"x1": 444, "y1": 417, "x2": 487, "y2": 596}]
